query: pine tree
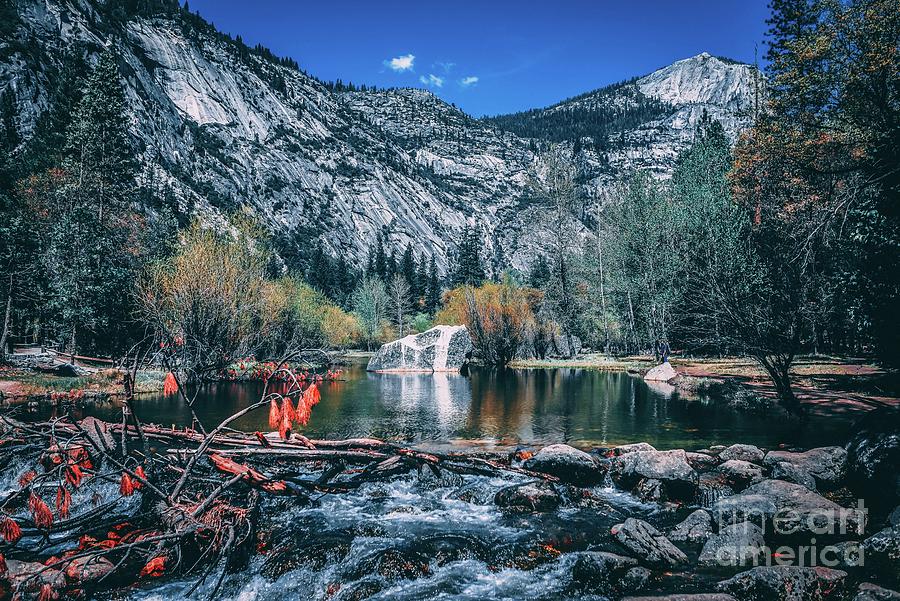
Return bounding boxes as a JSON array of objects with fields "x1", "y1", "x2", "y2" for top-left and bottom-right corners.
[
  {"x1": 415, "y1": 253, "x2": 428, "y2": 304},
  {"x1": 449, "y1": 226, "x2": 486, "y2": 286},
  {"x1": 400, "y1": 243, "x2": 416, "y2": 290},
  {"x1": 425, "y1": 256, "x2": 442, "y2": 315},
  {"x1": 527, "y1": 255, "x2": 552, "y2": 290}
]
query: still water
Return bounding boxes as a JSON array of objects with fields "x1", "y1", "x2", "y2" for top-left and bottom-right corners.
[{"x1": 68, "y1": 359, "x2": 853, "y2": 450}]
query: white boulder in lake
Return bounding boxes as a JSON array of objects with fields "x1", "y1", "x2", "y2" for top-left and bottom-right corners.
[
  {"x1": 644, "y1": 361, "x2": 677, "y2": 382},
  {"x1": 367, "y1": 326, "x2": 473, "y2": 373}
]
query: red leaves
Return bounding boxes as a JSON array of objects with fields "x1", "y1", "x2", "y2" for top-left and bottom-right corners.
[
  {"x1": 65, "y1": 464, "x2": 83, "y2": 488},
  {"x1": 207, "y1": 453, "x2": 290, "y2": 495},
  {"x1": 304, "y1": 383, "x2": 321, "y2": 408},
  {"x1": 163, "y1": 372, "x2": 179, "y2": 396},
  {"x1": 120, "y1": 472, "x2": 135, "y2": 497},
  {"x1": 1, "y1": 516, "x2": 22, "y2": 543},
  {"x1": 139, "y1": 555, "x2": 166, "y2": 578},
  {"x1": 55, "y1": 487, "x2": 72, "y2": 519},
  {"x1": 38, "y1": 583, "x2": 56, "y2": 601},
  {"x1": 254, "y1": 431, "x2": 271, "y2": 447},
  {"x1": 0, "y1": 552, "x2": 6, "y2": 575},
  {"x1": 282, "y1": 398, "x2": 297, "y2": 422},
  {"x1": 279, "y1": 409, "x2": 292, "y2": 441},
  {"x1": 29, "y1": 493, "x2": 54, "y2": 529},
  {"x1": 18, "y1": 470, "x2": 37, "y2": 488},
  {"x1": 134, "y1": 465, "x2": 147, "y2": 489},
  {"x1": 268, "y1": 398, "x2": 282, "y2": 430}
]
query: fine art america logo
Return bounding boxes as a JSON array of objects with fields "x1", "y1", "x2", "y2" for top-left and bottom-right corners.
[{"x1": 710, "y1": 500, "x2": 867, "y2": 568}]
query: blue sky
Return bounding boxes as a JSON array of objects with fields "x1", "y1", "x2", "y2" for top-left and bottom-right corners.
[{"x1": 187, "y1": 0, "x2": 771, "y2": 117}]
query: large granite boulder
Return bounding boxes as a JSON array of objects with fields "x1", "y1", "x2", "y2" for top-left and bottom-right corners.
[
  {"x1": 763, "y1": 446, "x2": 847, "y2": 487},
  {"x1": 853, "y1": 583, "x2": 900, "y2": 601},
  {"x1": 846, "y1": 408, "x2": 900, "y2": 512},
  {"x1": 494, "y1": 482, "x2": 561, "y2": 513},
  {"x1": 862, "y1": 525, "x2": 900, "y2": 581},
  {"x1": 712, "y1": 479, "x2": 866, "y2": 536},
  {"x1": 644, "y1": 362, "x2": 677, "y2": 382},
  {"x1": 699, "y1": 522, "x2": 765, "y2": 567},
  {"x1": 719, "y1": 444, "x2": 765, "y2": 464},
  {"x1": 366, "y1": 326, "x2": 472, "y2": 372},
  {"x1": 524, "y1": 443, "x2": 605, "y2": 484},
  {"x1": 669, "y1": 509, "x2": 714, "y2": 544},
  {"x1": 717, "y1": 566, "x2": 848, "y2": 601},
  {"x1": 612, "y1": 449, "x2": 698, "y2": 500},
  {"x1": 612, "y1": 518, "x2": 688, "y2": 568}
]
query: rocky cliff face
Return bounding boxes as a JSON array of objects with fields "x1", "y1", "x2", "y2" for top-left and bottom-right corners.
[{"x1": 1, "y1": 1, "x2": 762, "y2": 275}]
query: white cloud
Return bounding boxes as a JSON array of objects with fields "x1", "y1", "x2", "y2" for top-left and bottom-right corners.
[
  {"x1": 435, "y1": 61, "x2": 456, "y2": 73},
  {"x1": 459, "y1": 76, "x2": 479, "y2": 87},
  {"x1": 385, "y1": 54, "x2": 415, "y2": 72},
  {"x1": 419, "y1": 73, "x2": 444, "y2": 88}
]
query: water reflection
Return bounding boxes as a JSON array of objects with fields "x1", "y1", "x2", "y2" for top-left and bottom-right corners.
[{"x1": 42, "y1": 359, "x2": 853, "y2": 450}]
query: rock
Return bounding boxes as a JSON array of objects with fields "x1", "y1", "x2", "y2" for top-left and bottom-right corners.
[
  {"x1": 712, "y1": 479, "x2": 866, "y2": 536},
  {"x1": 366, "y1": 326, "x2": 472, "y2": 372},
  {"x1": 830, "y1": 540, "x2": 865, "y2": 569},
  {"x1": 644, "y1": 362, "x2": 677, "y2": 382},
  {"x1": 686, "y1": 451, "x2": 719, "y2": 471},
  {"x1": 890, "y1": 505, "x2": 900, "y2": 527},
  {"x1": 719, "y1": 444, "x2": 765, "y2": 464},
  {"x1": 624, "y1": 596, "x2": 737, "y2": 601},
  {"x1": 669, "y1": 509, "x2": 714, "y2": 544},
  {"x1": 699, "y1": 522, "x2": 765, "y2": 567},
  {"x1": 718, "y1": 460, "x2": 766, "y2": 490},
  {"x1": 3, "y1": 560, "x2": 66, "y2": 597},
  {"x1": 717, "y1": 566, "x2": 848, "y2": 601},
  {"x1": 64, "y1": 556, "x2": 116, "y2": 585},
  {"x1": 494, "y1": 481, "x2": 561, "y2": 513},
  {"x1": 862, "y1": 525, "x2": 900, "y2": 581},
  {"x1": 524, "y1": 443, "x2": 605, "y2": 484},
  {"x1": 621, "y1": 567, "x2": 652, "y2": 592},
  {"x1": 550, "y1": 332, "x2": 582, "y2": 358},
  {"x1": 634, "y1": 478, "x2": 667, "y2": 502},
  {"x1": 770, "y1": 461, "x2": 817, "y2": 491},
  {"x1": 845, "y1": 408, "x2": 900, "y2": 512},
  {"x1": 763, "y1": 447, "x2": 847, "y2": 487},
  {"x1": 612, "y1": 450, "x2": 698, "y2": 500},
  {"x1": 611, "y1": 518, "x2": 688, "y2": 567},
  {"x1": 570, "y1": 551, "x2": 638, "y2": 590},
  {"x1": 616, "y1": 442, "x2": 658, "y2": 455},
  {"x1": 853, "y1": 583, "x2": 900, "y2": 601}
]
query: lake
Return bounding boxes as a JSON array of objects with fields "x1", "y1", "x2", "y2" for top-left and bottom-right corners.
[{"x1": 56, "y1": 358, "x2": 854, "y2": 450}]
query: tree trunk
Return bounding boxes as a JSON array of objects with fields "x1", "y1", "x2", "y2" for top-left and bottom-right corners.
[
  {"x1": 757, "y1": 353, "x2": 804, "y2": 416},
  {"x1": 0, "y1": 274, "x2": 12, "y2": 359}
]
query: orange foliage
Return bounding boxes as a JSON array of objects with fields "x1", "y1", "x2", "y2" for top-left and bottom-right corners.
[
  {"x1": 162, "y1": 372, "x2": 179, "y2": 396},
  {"x1": 29, "y1": 493, "x2": 54, "y2": 529},
  {"x1": 1, "y1": 517, "x2": 22, "y2": 543},
  {"x1": 120, "y1": 473, "x2": 135, "y2": 497},
  {"x1": 139, "y1": 555, "x2": 167, "y2": 578},
  {"x1": 18, "y1": 470, "x2": 37, "y2": 488},
  {"x1": 55, "y1": 487, "x2": 72, "y2": 519}
]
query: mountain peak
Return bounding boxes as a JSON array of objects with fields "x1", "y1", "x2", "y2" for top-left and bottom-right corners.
[{"x1": 638, "y1": 52, "x2": 759, "y2": 109}]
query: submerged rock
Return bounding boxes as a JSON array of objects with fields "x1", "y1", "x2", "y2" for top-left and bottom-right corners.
[
  {"x1": 570, "y1": 551, "x2": 639, "y2": 590},
  {"x1": 669, "y1": 509, "x2": 714, "y2": 544},
  {"x1": 612, "y1": 517, "x2": 688, "y2": 567},
  {"x1": 622, "y1": 593, "x2": 737, "y2": 601},
  {"x1": 719, "y1": 444, "x2": 765, "y2": 464},
  {"x1": 494, "y1": 481, "x2": 562, "y2": 512},
  {"x1": 524, "y1": 443, "x2": 605, "y2": 484},
  {"x1": 366, "y1": 325, "x2": 472, "y2": 372},
  {"x1": 763, "y1": 446, "x2": 847, "y2": 487},
  {"x1": 717, "y1": 566, "x2": 848, "y2": 601},
  {"x1": 699, "y1": 522, "x2": 765, "y2": 567}
]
